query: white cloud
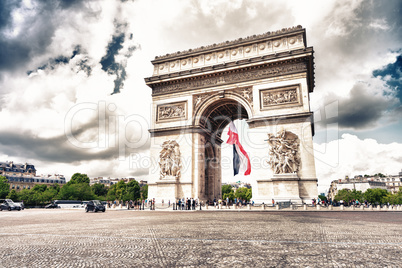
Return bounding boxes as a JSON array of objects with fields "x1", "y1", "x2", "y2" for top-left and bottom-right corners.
[
  {"x1": 0, "y1": 0, "x2": 401, "y2": 185},
  {"x1": 314, "y1": 134, "x2": 402, "y2": 193}
]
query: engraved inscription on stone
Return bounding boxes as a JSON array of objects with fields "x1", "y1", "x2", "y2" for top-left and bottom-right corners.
[
  {"x1": 157, "y1": 102, "x2": 187, "y2": 122},
  {"x1": 260, "y1": 84, "x2": 300, "y2": 109},
  {"x1": 159, "y1": 140, "x2": 181, "y2": 180},
  {"x1": 266, "y1": 130, "x2": 300, "y2": 174}
]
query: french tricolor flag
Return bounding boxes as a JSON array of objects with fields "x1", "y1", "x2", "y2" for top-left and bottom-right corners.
[{"x1": 226, "y1": 121, "x2": 251, "y2": 176}]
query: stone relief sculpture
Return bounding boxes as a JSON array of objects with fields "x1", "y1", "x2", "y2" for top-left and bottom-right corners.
[
  {"x1": 262, "y1": 88, "x2": 297, "y2": 107},
  {"x1": 233, "y1": 87, "x2": 253, "y2": 106},
  {"x1": 157, "y1": 102, "x2": 186, "y2": 121},
  {"x1": 193, "y1": 94, "x2": 210, "y2": 110},
  {"x1": 159, "y1": 140, "x2": 181, "y2": 180},
  {"x1": 266, "y1": 130, "x2": 300, "y2": 174}
]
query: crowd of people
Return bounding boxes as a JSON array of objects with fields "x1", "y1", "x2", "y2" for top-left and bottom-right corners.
[{"x1": 311, "y1": 198, "x2": 393, "y2": 208}]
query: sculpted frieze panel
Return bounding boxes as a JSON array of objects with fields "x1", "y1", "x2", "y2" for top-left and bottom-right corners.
[
  {"x1": 157, "y1": 101, "x2": 187, "y2": 122},
  {"x1": 152, "y1": 58, "x2": 307, "y2": 95},
  {"x1": 159, "y1": 140, "x2": 181, "y2": 180},
  {"x1": 260, "y1": 84, "x2": 301, "y2": 110},
  {"x1": 266, "y1": 130, "x2": 300, "y2": 174}
]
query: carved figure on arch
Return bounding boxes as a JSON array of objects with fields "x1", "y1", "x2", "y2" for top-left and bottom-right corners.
[
  {"x1": 159, "y1": 140, "x2": 181, "y2": 180},
  {"x1": 266, "y1": 130, "x2": 300, "y2": 174}
]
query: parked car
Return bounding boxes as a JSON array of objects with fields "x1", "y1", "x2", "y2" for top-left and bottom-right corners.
[
  {"x1": 45, "y1": 202, "x2": 60, "y2": 209},
  {"x1": 0, "y1": 199, "x2": 21, "y2": 211},
  {"x1": 14, "y1": 202, "x2": 24, "y2": 210},
  {"x1": 85, "y1": 200, "x2": 106, "y2": 213}
]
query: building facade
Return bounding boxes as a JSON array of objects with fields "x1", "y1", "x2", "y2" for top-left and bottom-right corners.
[
  {"x1": 327, "y1": 173, "x2": 402, "y2": 201},
  {"x1": 1, "y1": 161, "x2": 66, "y2": 191},
  {"x1": 0, "y1": 161, "x2": 36, "y2": 177}
]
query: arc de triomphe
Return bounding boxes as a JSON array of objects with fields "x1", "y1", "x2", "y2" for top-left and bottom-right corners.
[{"x1": 145, "y1": 26, "x2": 318, "y2": 204}]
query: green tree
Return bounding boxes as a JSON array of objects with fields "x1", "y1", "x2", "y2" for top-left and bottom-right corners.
[
  {"x1": 222, "y1": 184, "x2": 233, "y2": 195},
  {"x1": 0, "y1": 175, "x2": 10, "y2": 199},
  {"x1": 363, "y1": 188, "x2": 388, "y2": 204},
  {"x1": 318, "y1": 194, "x2": 327, "y2": 201},
  {"x1": 115, "y1": 180, "x2": 127, "y2": 201},
  {"x1": 91, "y1": 183, "x2": 108, "y2": 197},
  {"x1": 235, "y1": 187, "x2": 252, "y2": 201},
  {"x1": 334, "y1": 189, "x2": 353, "y2": 203},
  {"x1": 18, "y1": 189, "x2": 35, "y2": 206},
  {"x1": 32, "y1": 184, "x2": 47, "y2": 192},
  {"x1": 57, "y1": 183, "x2": 94, "y2": 200},
  {"x1": 125, "y1": 180, "x2": 141, "y2": 201},
  {"x1": 223, "y1": 191, "x2": 235, "y2": 202},
  {"x1": 49, "y1": 183, "x2": 61, "y2": 193},
  {"x1": 68, "y1": 173, "x2": 90, "y2": 185},
  {"x1": 350, "y1": 189, "x2": 363, "y2": 202},
  {"x1": 140, "y1": 184, "x2": 148, "y2": 200},
  {"x1": 42, "y1": 186, "x2": 59, "y2": 203},
  {"x1": 106, "y1": 183, "x2": 117, "y2": 201},
  {"x1": 245, "y1": 188, "x2": 252, "y2": 201},
  {"x1": 222, "y1": 184, "x2": 235, "y2": 202},
  {"x1": 6, "y1": 189, "x2": 18, "y2": 201}
]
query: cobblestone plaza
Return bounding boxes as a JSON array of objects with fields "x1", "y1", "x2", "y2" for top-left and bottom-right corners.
[{"x1": 0, "y1": 209, "x2": 401, "y2": 267}]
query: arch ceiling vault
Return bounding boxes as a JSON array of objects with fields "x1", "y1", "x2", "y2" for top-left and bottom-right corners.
[{"x1": 145, "y1": 26, "x2": 318, "y2": 204}]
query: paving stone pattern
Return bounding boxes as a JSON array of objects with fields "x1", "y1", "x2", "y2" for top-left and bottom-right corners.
[{"x1": 0, "y1": 210, "x2": 401, "y2": 267}]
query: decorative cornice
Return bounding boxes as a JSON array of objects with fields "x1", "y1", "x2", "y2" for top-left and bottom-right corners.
[
  {"x1": 149, "y1": 26, "x2": 307, "y2": 77},
  {"x1": 153, "y1": 25, "x2": 304, "y2": 62},
  {"x1": 145, "y1": 47, "x2": 313, "y2": 83},
  {"x1": 150, "y1": 56, "x2": 310, "y2": 96}
]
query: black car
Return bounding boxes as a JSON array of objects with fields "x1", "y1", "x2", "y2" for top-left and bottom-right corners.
[
  {"x1": 85, "y1": 200, "x2": 106, "y2": 213},
  {"x1": 0, "y1": 199, "x2": 21, "y2": 211},
  {"x1": 45, "y1": 202, "x2": 60, "y2": 209}
]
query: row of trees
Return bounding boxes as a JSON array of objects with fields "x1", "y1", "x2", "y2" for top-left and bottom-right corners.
[
  {"x1": 222, "y1": 184, "x2": 252, "y2": 202},
  {"x1": 333, "y1": 188, "x2": 402, "y2": 205},
  {"x1": 0, "y1": 174, "x2": 148, "y2": 206}
]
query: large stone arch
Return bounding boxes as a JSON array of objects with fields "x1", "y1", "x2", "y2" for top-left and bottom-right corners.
[{"x1": 145, "y1": 26, "x2": 318, "y2": 205}]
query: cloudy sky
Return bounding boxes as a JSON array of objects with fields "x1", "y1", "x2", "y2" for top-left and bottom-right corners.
[{"x1": 0, "y1": 0, "x2": 401, "y2": 193}]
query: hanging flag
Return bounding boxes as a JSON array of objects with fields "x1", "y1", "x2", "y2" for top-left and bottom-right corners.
[{"x1": 226, "y1": 121, "x2": 251, "y2": 176}]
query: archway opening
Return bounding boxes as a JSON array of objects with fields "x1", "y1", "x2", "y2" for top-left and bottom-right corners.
[{"x1": 197, "y1": 99, "x2": 250, "y2": 203}]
